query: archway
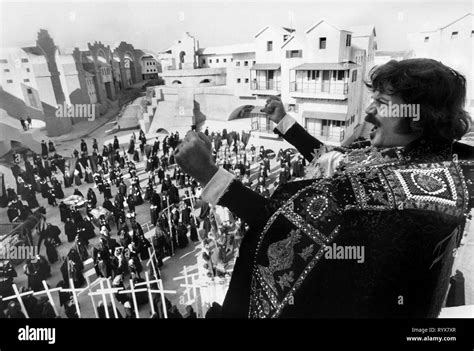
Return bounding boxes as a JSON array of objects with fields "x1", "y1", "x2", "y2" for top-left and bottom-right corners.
[
  {"x1": 179, "y1": 51, "x2": 186, "y2": 69},
  {"x1": 172, "y1": 80, "x2": 182, "y2": 85}
]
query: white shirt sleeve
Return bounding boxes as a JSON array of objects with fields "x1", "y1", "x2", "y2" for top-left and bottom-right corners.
[
  {"x1": 200, "y1": 167, "x2": 236, "y2": 206},
  {"x1": 275, "y1": 114, "x2": 297, "y2": 135}
]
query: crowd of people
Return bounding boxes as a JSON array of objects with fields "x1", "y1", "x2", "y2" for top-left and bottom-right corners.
[{"x1": 1, "y1": 124, "x2": 300, "y2": 319}]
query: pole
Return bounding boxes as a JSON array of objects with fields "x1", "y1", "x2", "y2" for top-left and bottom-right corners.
[
  {"x1": 106, "y1": 278, "x2": 119, "y2": 319},
  {"x1": 166, "y1": 195, "x2": 174, "y2": 255},
  {"x1": 145, "y1": 271, "x2": 156, "y2": 316},
  {"x1": 88, "y1": 276, "x2": 99, "y2": 318},
  {"x1": 69, "y1": 278, "x2": 82, "y2": 318}
]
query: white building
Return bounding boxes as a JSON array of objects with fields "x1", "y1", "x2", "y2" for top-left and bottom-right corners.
[
  {"x1": 246, "y1": 21, "x2": 376, "y2": 146},
  {"x1": 407, "y1": 13, "x2": 473, "y2": 116},
  {"x1": 0, "y1": 47, "x2": 44, "y2": 113},
  {"x1": 149, "y1": 20, "x2": 376, "y2": 147},
  {"x1": 140, "y1": 55, "x2": 159, "y2": 79}
]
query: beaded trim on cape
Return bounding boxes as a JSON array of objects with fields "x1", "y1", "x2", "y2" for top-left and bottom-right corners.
[{"x1": 248, "y1": 143, "x2": 469, "y2": 318}]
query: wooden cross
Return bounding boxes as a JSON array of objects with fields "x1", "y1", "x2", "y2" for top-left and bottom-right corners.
[
  {"x1": 148, "y1": 279, "x2": 177, "y2": 319},
  {"x1": 118, "y1": 279, "x2": 147, "y2": 318},
  {"x1": 134, "y1": 272, "x2": 177, "y2": 319},
  {"x1": 165, "y1": 195, "x2": 175, "y2": 255},
  {"x1": 78, "y1": 276, "x2": 102, "y2": 318},
  {"x1": 61, "y1": 278, "x2": 85, "y2": 318},
  {"x1": 32, "y1": 280, "x2": 62, "y2": 317},
  {"x1": 147, "y1": 246, "x2": 160, "y2": 281},
  {"x1": 89, "y1": 278, "x2": 123, "y2": 318},
  {"x1": 135, "y1": 271, "x2": 161, "y2": 317},
  {"x1": 173, "y1": 266, "x2": 201, "y2": 316},
  {"x1": 2, "y1": 284, "x2": 35, "y2": 318},
  {"x1": 106, "y1": 278, "x2": 121, "y2": 319},
  {"x1": 188, "y1": 192, "x2": 201, "y2": 242},
  {"x1": 178, "y1": 275, "x2": 205, "y2": 318}
]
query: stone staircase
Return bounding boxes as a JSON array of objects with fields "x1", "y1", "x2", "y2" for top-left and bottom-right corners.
[{"x1": 148, "y1": 88, "x2": 195, "y2": 134}]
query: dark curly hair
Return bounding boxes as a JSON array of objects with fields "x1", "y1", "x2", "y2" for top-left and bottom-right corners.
[{"x1": 365, "y1": 58, "x2": 471, "y2": 141}]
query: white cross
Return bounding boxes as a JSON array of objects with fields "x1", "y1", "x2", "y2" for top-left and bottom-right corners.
[
  {"x1": 147, "y1": 246, "x2": 160, "y2": 281},
  {"x1": 173, "y1": 266, "x2": 199, "y2": 303},
  {"x1": 2, "y1": 284, "x2": 35, "y2": 318},
  {"x1": 188, "y1": 192, "x2": 201, "y2": 242},
  {"x1": 165, "y1": 195, "x2": 175, "y2": 255},
  {"x1": 179, "y1": 275, "x2": 205, "y2": 318},
  {"x1": 89, "y1": 278, "x2": 123, "y2": 318},
  {"x1": 173, "y1": 266, "x2": 201, "y2": 316},
  {"x1": 61, "y1": 278, "x2": 85, "y2": 318},
  {"x1": 105, "y1": 278, "x2": 121, "y2": 319},
  {"x1": 134, "y1": 272, "x2": 177, "y2": 318},
  {"x1": 78, "y1": 276, "x2": 102, "y2": 318},
  {"x1": 135, "y1": 271, "x2": 161, "y2": 317},
  {"x1": 148, "y1": 279, "x2": 177, "y2": 319},
  {"x1": 118, "y1": 279, "x2": 147, "y2": 318},
  {"x1": 32, "y1": 280, "x2": 61, "y2": 317}
]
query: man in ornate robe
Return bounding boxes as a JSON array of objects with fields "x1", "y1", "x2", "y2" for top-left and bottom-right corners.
[{"x1": 176, "y1": 59, "x2": 474, "y2": 318}]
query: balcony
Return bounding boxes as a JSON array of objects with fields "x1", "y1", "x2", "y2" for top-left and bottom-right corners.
[
  {"x1": 290, "y1": 81, "x2": 349, "y2": 100},
  {"x1": 251, "y1": 81, "x2": 280, "y2": 91}
]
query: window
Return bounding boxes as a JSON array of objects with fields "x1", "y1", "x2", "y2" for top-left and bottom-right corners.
[
  {"x1": 216, "y1": 59, "x2": 219, "y2": 63},
  {"x1": 244, "y1": 61, "x2": 248, "y2": 66},
  {"x1": 4, "y1": 68, "x2": 9, "y2": 72},
  {"x1": 231, "y1": 58, "x2": 234, "y2": 62},
  {"x1": 26, "y1": 68, "x2": 30, "y2": 72},
  {"x1": 21, "y1": 58, "x2": 28, "y2": 63},
  {"x1": 319, "y1": 37, "x2": 327, "y2": 49},
  {"x1": 267, "y1": 41, "x2": 273, "y2": 51},
  {"x1": 236, "y1": 61, "x2": 240, "y2": 66},
  {"x1": 337, "y1": 70, "x2": 344, "y2": 80},
  {"x1": 237, "y1": 78, "x2": 241, "y2": 83},
  {"x1": 424, "y1": 36, "x2": 429, "y2": 42},
  {"x1": 24, "y1": 79, "x2": 30, "y2": 82},
  {"x1": 245, "y1": 78, "x2": 249, "y2": 83},
  {"x1": 351, "y1": 114, "x2": 355, "y2": 124},
  {"x1": 346, "y1": 34, "x2": 351, "y2": 46},
  {"x1": 451, "y1": 31, "x2": 458, "y2": 39},
  {"x1": 7, "y1": 79, "x2": 13, "y2": 83},
  {"x1": 253, "y1": 61, "x2": 256, "y2": 65},
  {"x1": 224, "y1": 58, "x2": 227, "y2": 63},
  {"x1": 471, "y1": 30, "x2": 474, "y2": 37},
  {"x1": 351, "y1": 70, "x2": 357, "y2": 82},
  {"x1": 209, "y1": 59, "x2": 212, "y2": 63},
  {"x1": 202, "y1": 59, "x2": 205, "y2": 65},
  {"x1": 307, "y1": 70, "x2": 317, "y2": 80},
  {"x1": 0, "y1": 59, "x2": 7, "y2": 64},
  {"x1": 27, "y1": 88, "x2": 32, "y2": 94},
  {"x1": 286, "y1": 50, "x2": 302, "y2": 58}
]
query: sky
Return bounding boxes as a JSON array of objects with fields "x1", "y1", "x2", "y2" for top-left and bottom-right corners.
[{"x1": 0, "y1": 0, "x2": 472, "y2": 53}]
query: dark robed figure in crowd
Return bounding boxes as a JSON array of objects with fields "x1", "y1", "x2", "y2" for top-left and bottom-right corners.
[{"x1": 176, "y1": 59, "x2": 474, "y2": 318}]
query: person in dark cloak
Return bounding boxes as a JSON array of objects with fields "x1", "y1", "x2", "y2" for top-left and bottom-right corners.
[{"x1": 87, "y1": 188, "x2": 97, "y2": 208}]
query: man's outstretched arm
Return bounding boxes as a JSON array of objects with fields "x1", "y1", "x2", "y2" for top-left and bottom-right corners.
[
  {"x1": 264, "y1": 97, "x2": 324, "y2": 162},
  {"x1": 200, "y1": 168, "x2": 272, "y2": 229},
  {"x1": 175, "y1": 131, "x2": 271, "y2": 228}
]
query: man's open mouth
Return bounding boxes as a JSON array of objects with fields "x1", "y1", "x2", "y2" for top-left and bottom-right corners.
[
  {"x1": 369, "y1": 125, "x2": 378, "y2": 139},
  {"x1": 365, "y1": 114, "x2": 380, "y2": 140}
]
